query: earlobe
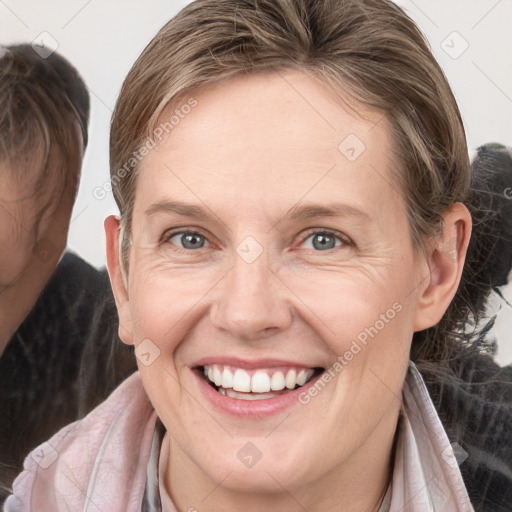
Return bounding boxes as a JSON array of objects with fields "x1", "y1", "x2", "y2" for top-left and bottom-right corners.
[
  {"x1": 104, "y1": 215, "x2": 134, "y2": 345},
  {"x1": 413, "y1": 203, "x2": 472, "y2": 332}
]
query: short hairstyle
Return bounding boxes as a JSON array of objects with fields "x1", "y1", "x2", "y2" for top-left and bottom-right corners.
[
  {"x1": 109, "y1": 0, "x2": 475, "y2": 363},
  {"x1": 0, "y1": 44, "x2": 89, "y2": 211}
]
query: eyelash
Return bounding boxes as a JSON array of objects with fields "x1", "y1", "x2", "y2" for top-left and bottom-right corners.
[{"x1": 161, "y1": 228, "x2": 354, "y2": 253}]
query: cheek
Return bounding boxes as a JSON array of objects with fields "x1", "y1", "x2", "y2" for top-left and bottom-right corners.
[
  {"x1": 0, "y1": 218, "x2": 35, "y2": 285},
  {"x1": 128, "y1": 262, "x2": 215, "y2": 351},
  {"x1": 281, "y1": 261, "x2": 417, "y2": 357}
]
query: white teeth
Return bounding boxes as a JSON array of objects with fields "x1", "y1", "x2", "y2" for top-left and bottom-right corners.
[
  {"x1": 285, "y1": 369, "x2": 297, "y2": 389},
  {"x1": 213, "y1": 366, "x2": 223, "y2": 387},
  {"x1": 270, "y1": 371, "x2": 286, "y2": 391},
  {"x1": 296, "y1": 369, "x2": 308, "y2": 386},
  {"x1": 203, "y1": 364, "x2": 316, "y2": 395},
  {"x1": 251, "y1": 371, "x2": 271, "y2": 393},
  {"x1": 221, "y1": 367, "x2": 233, "y2": 388},
  {"x1": 233, "y1": 369, "x2": 251, "y2": 392},
  {"x1": 225, "y1": 388, "x2": 278, "y2": 400}
]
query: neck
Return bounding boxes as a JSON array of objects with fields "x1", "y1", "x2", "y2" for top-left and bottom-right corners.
[{"x1": 165, "y1": 404, "x2": 400, "y2": 512}]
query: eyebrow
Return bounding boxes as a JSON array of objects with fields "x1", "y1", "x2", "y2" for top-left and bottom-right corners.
[
  {"x1": 284, "y1": 202, "x2": 372, "y2": 223},
  {"x1": 145, "y1": 201, "x2": 211, "y2": 221},
  {"x1": 144, "y1": 200, "x2": 371, "y2": 224}
]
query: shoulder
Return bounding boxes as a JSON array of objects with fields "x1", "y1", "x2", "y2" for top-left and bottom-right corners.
[
  {"x1": 8, "y1": 251, "x2": 116, "y2": 346},
  {"x1": 2, "y1": 251, "x2": 135, "y2": 396},
  {"x1": 41, "y1": 251, "x2": 114, "y2": 311},
  {"x1": 3, "y1": 373, "x2": 157, "y2": 512}
]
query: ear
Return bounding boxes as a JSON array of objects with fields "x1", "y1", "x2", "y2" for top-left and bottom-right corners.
[
  {"x1": 413, "y1": 203, "x2": 472, "y2": 331},
  {"x1": 105, "y1": 215, "x2": 134, "y2": 345}
]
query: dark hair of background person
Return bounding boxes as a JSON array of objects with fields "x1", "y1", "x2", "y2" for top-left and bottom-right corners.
[
  {"x1": 421, "y1": 143, "x2": 512, "y2": 512},
  {"x1": 45, "y1": 48, "x2": 90, "y2": 149},
  {"x1": 0, "y1": 43, "x2": 89, "y2": 214},
  {"x1": 3, "y1": 43, "x2": 90, "y2": 143}
]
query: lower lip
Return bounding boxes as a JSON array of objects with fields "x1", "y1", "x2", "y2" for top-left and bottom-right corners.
[{"x1": 193, "y1": 369, "x2": 322, "y2": 418}]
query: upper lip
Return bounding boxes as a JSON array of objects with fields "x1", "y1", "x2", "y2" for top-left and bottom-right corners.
[{"x1": 191, "y1": 356, "x2": 322, "y2": 370}]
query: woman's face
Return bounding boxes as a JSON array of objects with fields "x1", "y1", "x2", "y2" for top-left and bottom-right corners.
[{"x1": 113, "y1": 71, "x2": 435, "y2": 496}]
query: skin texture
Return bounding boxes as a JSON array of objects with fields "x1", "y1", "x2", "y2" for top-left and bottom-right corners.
[
  {"x1": 106, "y1": 70, "x2": 471, "y2": 512},
  {"x1": 0, "y1": 122, "x2": 83, "y2": 354}
]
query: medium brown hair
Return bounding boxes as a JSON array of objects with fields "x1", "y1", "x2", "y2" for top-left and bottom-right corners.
[
  {"x1": 0, "y1": 44, "x2": 89, "y2": 212},
  {"x1": 110, "y1": 0, "x2": 475, "y2": 363}
]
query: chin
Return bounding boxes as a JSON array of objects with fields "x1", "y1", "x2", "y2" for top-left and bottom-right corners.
[
  {"x1": 214, "y1": 462, "x2": 306, "y2": 494},
  {"x1": 193, "y1": 439, "x2": 316, "y2": 495}
]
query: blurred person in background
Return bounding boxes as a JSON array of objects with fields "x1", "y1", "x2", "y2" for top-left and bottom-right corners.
[{"x1": 0, "y1": 44, "x2": 135, "y2": 501}]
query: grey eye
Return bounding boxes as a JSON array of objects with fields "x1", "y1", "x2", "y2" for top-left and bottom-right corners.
[
  {"x1": 169, "y1": 232, "x2": 209, "y2": 250},
  {"x1": 302, "y1": 232, "x2": 342, "y2": 251}
]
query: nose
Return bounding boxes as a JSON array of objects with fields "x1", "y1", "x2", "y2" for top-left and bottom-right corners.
[{"x1": 210, "y1": 248, "x2": 293, "y2": 341}]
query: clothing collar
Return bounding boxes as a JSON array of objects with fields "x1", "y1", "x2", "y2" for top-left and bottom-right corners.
[{"x1": 386, "y1": 361, "x2": 474, "y2": 511}]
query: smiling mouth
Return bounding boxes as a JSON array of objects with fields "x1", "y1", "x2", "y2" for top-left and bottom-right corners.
[{"x1": 196, "y1": 364, "x2": 324, "y2": 401}]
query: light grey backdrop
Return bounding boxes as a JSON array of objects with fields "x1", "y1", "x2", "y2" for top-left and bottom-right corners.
[{"x1": 1, "y1": 0, "x2": 511, "y2": 364}]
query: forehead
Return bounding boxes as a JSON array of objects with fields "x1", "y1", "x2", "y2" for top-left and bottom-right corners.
[{"x1": 134, "y1": 70, "x2": 405, "y2": 226}]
